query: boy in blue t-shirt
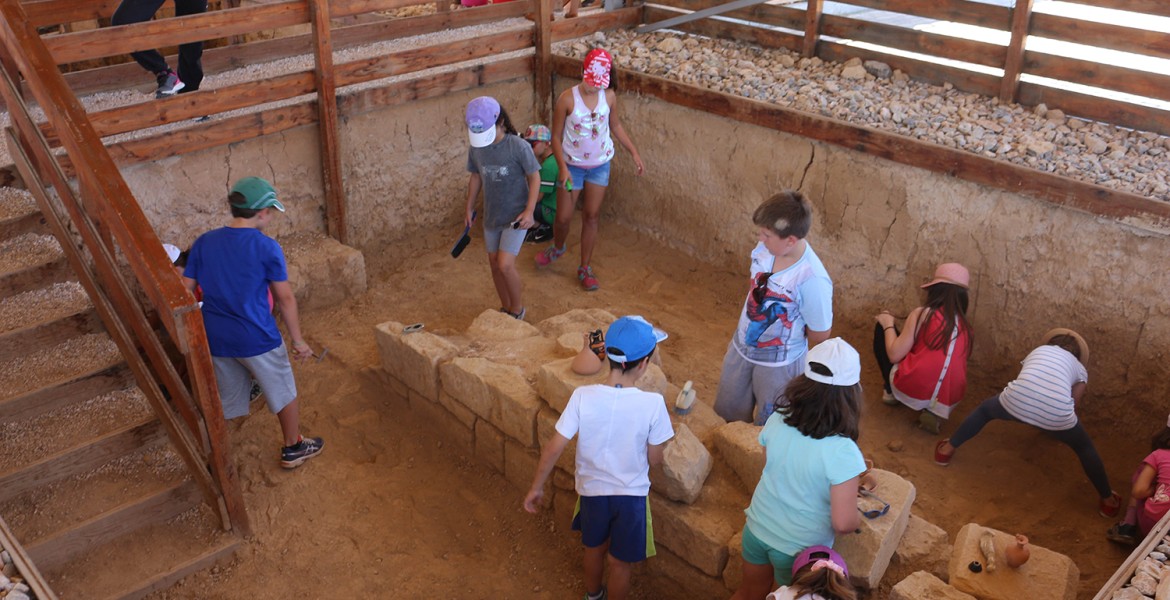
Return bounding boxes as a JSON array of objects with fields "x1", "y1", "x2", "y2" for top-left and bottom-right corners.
[{"x1": 182, "y1": 177, "x2": 324, "y2": 469}]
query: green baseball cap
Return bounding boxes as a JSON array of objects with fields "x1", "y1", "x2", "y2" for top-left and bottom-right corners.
[{"x1": 230, "y1": 177, "x2": 285, "y2": 212}]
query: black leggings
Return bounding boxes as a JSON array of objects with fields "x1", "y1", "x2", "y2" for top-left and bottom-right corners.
[
  {"x1": 872, "y1": 322, "x2": 897, "y2": 393},
  {"x1": 950, "y1": 394, "x2": 1112, "y2": 499},
  {"x1": 111, "y1": 0, "x2": 208, "y2": 90}
]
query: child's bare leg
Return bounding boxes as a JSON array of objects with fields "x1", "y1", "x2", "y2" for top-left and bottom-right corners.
[
  {"x1": 731, "y1": 561, "x2": 774, "y2": 600},
  {"x1": 606, "y1": 554, "x2": 633, "y2": 600},
  {"x1": 276, "y1": 398, "x2": 301, "y2": 446},
  {"x1": 495, "y1": 251, "x2": 523, "y2": 314},
  {"x1": 579, "y1": 183, "x2": 606, "y2": 267},
  {"x1": 551, "y1": 186, "x2": 578, "y2": 251},
  {"x1": 583, "y1": 543, "x2": 607, "y2": 596},
  {"x1": 487, "y1": 251, "x2": 513, "y2": 311}
]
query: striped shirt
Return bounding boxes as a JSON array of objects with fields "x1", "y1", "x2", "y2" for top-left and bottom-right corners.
[{"x1": 999, "y1": 345, "x2": 1088, "y2": 431}]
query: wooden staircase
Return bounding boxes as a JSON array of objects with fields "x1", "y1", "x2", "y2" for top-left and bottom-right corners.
[{"x1": 0, "y1": 192, "x2": 239, "y2": 599}]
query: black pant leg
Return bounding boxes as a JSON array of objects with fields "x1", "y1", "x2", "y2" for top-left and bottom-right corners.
[
  {"x1": 873, "y1": 322, "x2": 895, "y2": 392},
  {"x1": 111, "y1": 0, "x2": 170, "y2": 76},
  {"x1": 174, "y1": 0, "x2": 209, "y2": 90}
]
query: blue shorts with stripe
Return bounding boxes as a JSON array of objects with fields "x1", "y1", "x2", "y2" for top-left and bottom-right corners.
[{"x1": 571, "y1": 495, "x2": 655, "y2": 563}]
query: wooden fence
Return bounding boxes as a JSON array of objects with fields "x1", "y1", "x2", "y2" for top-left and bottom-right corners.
[{"x1": 645, "y1": 0, "x2": 1170, "y2": 137}]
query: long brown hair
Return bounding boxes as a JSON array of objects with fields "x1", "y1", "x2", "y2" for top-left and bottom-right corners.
[
  {"x1": 779, "y1": 375, "x2": 862, "y2": 441},
  {"x1": 790, "y1": 563, "x2": 857, "y2": 600},
  {"x1": 918, "y1": 282, "x2": 972, "y2": 354}
]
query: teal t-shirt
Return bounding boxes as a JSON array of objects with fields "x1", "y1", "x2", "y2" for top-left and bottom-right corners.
[
  {"x1": 744, "y1": 413, "x2": 865, "y2": 555},
  {"x1": 536, "y1": 154, "x2": 558, "y2": 223}
]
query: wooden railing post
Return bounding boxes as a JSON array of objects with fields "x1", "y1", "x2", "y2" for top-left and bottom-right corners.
[
  {"x1": 999, "y1": 0, "x2": 1034, "y2": 103},
  {"x1": 802, "y1": 0, "x2": 822, "y2": 58},
  {"x1": 534, "y1": 0, "x2": 553, "y2": 123},
  {"x1": 309, "y1": 0, "x2": 348, "y2": 244}
]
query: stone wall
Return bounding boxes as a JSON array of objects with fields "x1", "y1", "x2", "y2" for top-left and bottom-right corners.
[
  {"x1": 117, "y1": 77, "x2": 535, "y2": 256},
  {"x1": 588, "y1": 82, "x2": 1170, "y2": 425}
]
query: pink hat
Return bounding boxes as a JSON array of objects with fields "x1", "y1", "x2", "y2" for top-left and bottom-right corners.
[
  {"x1": 583, "y1": 48, "x2": 612, "y2": 89},
  {"x1": 921, "y1": 262, "x2": 969, "y2": 289},
  {"x1": 792, "y1": 545, "x2": 848, "y2": 578}
]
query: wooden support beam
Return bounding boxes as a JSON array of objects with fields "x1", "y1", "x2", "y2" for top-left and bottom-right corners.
[
  {"x1": 553, "y1": 5, "x2": 640, "y2": 40},
  {"x1": 26, "y1": 481, "x2": 201, "y2": 571},
  {"x1": 802, "y1": 0, "x2": 822, "y2": 58},
  {"x1": 637, "y1": 0, "x2": 769, "y2": 34},
  {"x1": 551, "y1": 54, "x2": 1170, "y2": 230},
  {"x1": 533, "y1": 0, "x2": 553, "y2": 123},
  {"x1": 0, "y1": 515, "x2": 57, "y2": 600},
  {"x1": 309, "y1": 0, "x2": 347, "y2": 244},
  {"x1": 999, "y1": 0, "x2": 1034, "y2": 103}
]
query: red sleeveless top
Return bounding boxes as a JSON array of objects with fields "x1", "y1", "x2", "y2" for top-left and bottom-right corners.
[{"x1": 892, "y1": 309, "x2": 970, "y2": 410}]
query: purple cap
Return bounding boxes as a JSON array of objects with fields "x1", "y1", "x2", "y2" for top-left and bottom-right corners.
[
  {"x1": 792, "y1": 545, "x2": 848, "y2": 578},
  {"x1": 466, "y1": 96, "x2": 501, "y2": 148}
]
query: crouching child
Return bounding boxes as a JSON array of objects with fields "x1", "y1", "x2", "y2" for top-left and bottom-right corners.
[{"x1": 523, "y1": 315, "x2": 675, "y2": 600}]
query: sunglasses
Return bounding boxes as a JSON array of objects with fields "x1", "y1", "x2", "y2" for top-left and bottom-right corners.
[
  {"x1": 857, "y1": 489, "x2": 890, "y2": 519},
  {"x1": 751, "y1": 271, "x2": 772, "y2": 304}
]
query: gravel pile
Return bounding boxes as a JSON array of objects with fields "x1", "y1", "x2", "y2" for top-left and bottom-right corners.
[
  {"x1": 0, "y1": 550, "x2": 37, "y2": 600},
  {"x1": 557, "y1": 30, "x2": 1170, "y2": 202},
  {"x1": 1110, "y1": 535, "x2": 1170, "y2": 598}
]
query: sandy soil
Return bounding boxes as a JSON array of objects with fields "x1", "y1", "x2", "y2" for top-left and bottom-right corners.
[{"x1": 143, "y1": 216, "x2": 1138, "y2": 599}]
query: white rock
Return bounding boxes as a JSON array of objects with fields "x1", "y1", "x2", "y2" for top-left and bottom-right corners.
[
  {"x1": 842, "y1": 64, "x2": 868, "y2": 79},
  {"x1": 1135, "y1": 572, "x2": 1160, "y2": 596},
  {"x1": 1033, "y1": 103, "x2": 1048, "y2": 117},
  {"x1": 1111, "y1": 587, "x2": 1145, "y2": 600},
  {"x1": 657, "y1": 37, "x2": 683, "y2": 53}
]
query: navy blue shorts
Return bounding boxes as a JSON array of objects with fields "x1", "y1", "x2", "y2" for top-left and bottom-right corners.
[{"x1": 571, "y1": 495, "x2": 655, "y2": 563}]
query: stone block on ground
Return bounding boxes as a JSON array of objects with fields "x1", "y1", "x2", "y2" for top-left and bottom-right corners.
[
  {"x1": 948, "y1": 524, "x2": 1078, "y2": 600},
  {"x1": 411, "y1": 397, "x2": 472, "y2": 455},
  {"x1": 504, "y1": 439, "x2": 539, "y2": 491},
  {"x1": 650, "y1": 468, "x2": 745, "y2": 577},
  {"x1": 670, "y1": 396, "x2": 725, "y2": 444},
  {"x1": 440, "y1": 357, "x2": 541, "y2": 446},
  {"x1": 467, "y1": 308, "x2": 542, "y2": 340},
  {"x1": 639, "y1": 363, "x2": 670, "y2": 397},
  {"x1": 887, "y1": 513, "x2": 950, "y2": 584},
  {"x1": 890, "y1": 571, "x2": 975, "y2": 600},
  {"x1": 282, "y1": 231, "x2": 367, "y2": 311},
  {"x1": 376, "y1": 321, "x2": 460, "y2": 402},
  {"x1": 535, "y1": 357, "x2": 608, "y2": 413},
  {"x1": 646, "y1": 545, "x2": 729, "y2": 600},
  {"x1": 536, "y1": 408, "x2": 576, "y2": 473},
  {"x1": 835, "y1": 468, "x2": 916, "y2": 589},
  {"x1": 474, "y1": 419, "x2": 505, "y2": 472},
  {"x1": 723, "y1": 531, "x2": 743, "y2": 591},
  {"x1": 535, "y1": 308, "x2": 617, "y2": 339},
  {"x1": 650, "y1": 424, "x2": 712, "y2": 504},
  {"x1": 556, "y1": 332, "x2": 583, "y2": 354},
  {"x1": 713, "y1": 421, "x2": 765, "y2": 492}
]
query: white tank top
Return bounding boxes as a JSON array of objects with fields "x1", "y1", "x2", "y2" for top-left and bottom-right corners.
[{"x1": 563, "y1": 85, "x2": 615, "y2": 168}]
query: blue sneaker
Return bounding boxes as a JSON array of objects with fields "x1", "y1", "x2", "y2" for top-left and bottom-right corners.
[{"x1": 280, "y1": 436, "x2": 324, "y2": 469}]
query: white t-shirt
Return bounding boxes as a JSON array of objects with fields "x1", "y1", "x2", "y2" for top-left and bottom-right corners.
[
  {"x1": 555, "y1": 384, "x2": 675, "y2": 497},
  {"x1": 732, "y1": 243, "x2": 833, "y2": 367},
  {"x1": 768, "y1": 587, "x2": 826, "y2": 600},
  {"x1": 999, "y1": 345, "x2": 1087, "y2": 431}
]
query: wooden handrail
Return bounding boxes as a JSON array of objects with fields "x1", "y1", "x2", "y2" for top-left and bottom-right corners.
[{"x1": 23, "y1": 0, "x2": 121, "y2": 27}]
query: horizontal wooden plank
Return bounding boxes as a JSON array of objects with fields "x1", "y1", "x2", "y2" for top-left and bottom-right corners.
[
  {"x1": 552, "y1": 5, "x2": 643, "y2": 41},
  {"x1": 0, "y1": 418, "x2": 163, "y2": 503},
  {"x1": 554, "y1": 53, "x2": 1170, "y2": 229},
  {"x1": 836, "y1": 0, "x2": 1009, "y2": 30},
  {"x1": 0, "y1": 362, "x2": 132, "y2": 422},
  {"x1": 0, "y1": 254, "x2": 70, "y2": 296},
  {"x1": 0, "y1": 208, "x2": 46, "y2": 239},
  {"x1": 25, "y1": 0, "x2": 121, "y2": 27},
  {"x1": 821, "y1": 11, "x2": 1006, "y2": 69},
  {"x1": 1018, "y1": 81, "x2": 1170, "y2": 139},
  {"x1": 44, "y1": 1, "x2": 310, "y2": 65},
  {"x1": 338, "y1": 54, "x2": 532, "y2": 116},
  {"x1": 99, "y1": 537, "x2": 239, "y2": 600},
  {"x1": 1030, "y1": 12, "x2": 1170, "y2": 61},
  {"x1": 51, "y1": 1, "x2": 527, "y2": 99},
  {"x1": 1054, "y1": 0, "x2": 1170, "y2": 20},
  {"x1": 335, "y1": 27, "x2": 532, "y2": 87},
  {"x1": 0, "y1": 308, "x2": 102, "y2": 362},
  {"x1": 1025, "y1": 51, "x2": 1170, "y2": 105},
  {"x1": 644, "y1": 5, "x2": 801, "y2": 53},
  {"x1": 647, "y1": 0, "x2": 803, "y2": 31},
  {"x1": 26, "y1": 481, "x2": 201, "y2": 571}
]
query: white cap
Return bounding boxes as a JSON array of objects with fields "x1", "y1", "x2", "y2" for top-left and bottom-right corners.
[
  {"x1": 804, "y1": 338, "x2": 861, "y2": 386},
  {"x1": 163, "y1": 243, "x2": 181, "y2": 264}
]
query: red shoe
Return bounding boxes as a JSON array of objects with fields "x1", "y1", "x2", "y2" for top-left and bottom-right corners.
[
  {"x1": 578, "y1": 266, "x2": 599, "y2": 291},
  {"x1": 934, "y1": 440, "x2": 953, "y2": 467},
  {"x1": 1099, "y1": 492, "x2": 1122, "y2": 518}
]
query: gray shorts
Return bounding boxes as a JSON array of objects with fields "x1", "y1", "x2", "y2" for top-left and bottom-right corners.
[
  {"x1": 483, "y1": 225, "x2": 526, "y2": 256},
  {"x1": 713, "y1": 342, "x2": 804, "y2": 425},
  {"x1": 212, "y1": 343, "x2": 297, "y2": 419}
]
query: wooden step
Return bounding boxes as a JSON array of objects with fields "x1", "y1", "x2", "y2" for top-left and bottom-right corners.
[
  {"x1": 0, "y1": 332, "x2": 123, "y2": 410},
  {"x1": 26, "y1": 480, "x2": 202, "y2": 572},
  {"x1": 0, "y1": 281, "x2": 101, "y2": 362},
  {"x1": 0, "y1": 232, "x2": 70, "y2": 296},
  {"x1": 103, "y1": 536, "x2": 239, "y2": 600},
  {"x1": 0, "y1": 186, "x2": 45, "y2": 240},
  {"x1": 0, "y1": 360, "x2": 132, "y2": 421},
  {"x1": 0, "y1": 417, "x2": 164, "y2": 504}
]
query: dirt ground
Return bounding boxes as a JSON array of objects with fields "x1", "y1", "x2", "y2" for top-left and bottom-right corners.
[{"x1": 147, "y1": 216, "x2": 1139, "y2": 599}]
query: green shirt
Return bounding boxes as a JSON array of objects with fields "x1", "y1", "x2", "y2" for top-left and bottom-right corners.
[{"x1": 537, "y1": 154, "x2": 559, "y2": 223}]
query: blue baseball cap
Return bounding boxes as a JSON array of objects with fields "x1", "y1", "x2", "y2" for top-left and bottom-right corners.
[
  {"x1": 466, "y1": 96, "x2": 501, "y2": 148},
  {"x1": 605, "y1": 316, "x2": 667, "y2": 364}
]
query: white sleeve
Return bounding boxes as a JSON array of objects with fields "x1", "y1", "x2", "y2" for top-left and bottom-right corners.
[
  {"x1": 554, "y1": 391, "x2": 582, "y2": 440},
  {"x1": 647, "y1": 395, "x2": 675, "y2": 445}
]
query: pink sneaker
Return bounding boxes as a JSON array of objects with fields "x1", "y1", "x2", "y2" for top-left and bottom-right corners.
[
  {"x1": 578, "y1": 266, "x2": 599, "y2": 291},
  {"x1": 535, "y1": 244, "x2": 565, "y2": 267}
]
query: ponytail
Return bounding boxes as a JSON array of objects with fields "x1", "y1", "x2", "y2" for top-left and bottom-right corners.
[{"x1": 790, "y1": 563, "x2": 857, "y2": 600}]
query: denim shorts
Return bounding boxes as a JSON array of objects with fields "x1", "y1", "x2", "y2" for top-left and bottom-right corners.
[
  {"x1": 567, "y1": 161, "x2": 611, "y2": 189},
  {"x1": 483, "y1": 225, "x2": 526, "y2": 256}
]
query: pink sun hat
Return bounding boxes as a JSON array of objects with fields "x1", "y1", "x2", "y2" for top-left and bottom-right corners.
[{"x1": 921, "y1": 262, "x2": 970, "y2": 289}]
